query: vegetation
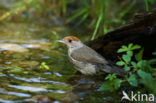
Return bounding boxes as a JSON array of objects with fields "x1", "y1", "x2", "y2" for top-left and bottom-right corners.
[
  {"x1": 99, "y1": 43, "x2": 156, "y2": 94},
  {"x1": 0, "y1": 0, "x2": 156, "y2": 102},
  {"x1": 40, "y1": 62, "x2": 50, "y2": 70},
  {"x1": 0, "y1": 0, "x2": 156, "y2": 39}
]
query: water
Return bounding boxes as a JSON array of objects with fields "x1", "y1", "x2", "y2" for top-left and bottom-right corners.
[
  {"x1": 0, "y1": 21, "x2": 122, "y2": 103},
  {"x1": 0, "y1": 8, "x2": 123, "y2": 103}
]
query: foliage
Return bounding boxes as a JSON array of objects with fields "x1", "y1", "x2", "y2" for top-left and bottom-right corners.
[
  {"x1": 116, "y1": 43, "x2": 141, "y2": 72},
  {"x1": 0, "y1": 0, "x2": 40, "y2": 20},
  {"x1": 0, "y1": 0, "x2": 156, "y2": 39},
  {"x1": 98, "y1": 74, "x2": 122, "y2": 92},
  {"x1": 99, "y1": 43, "x2": 156, "y2": 93},
  {"x1": 144, "y1": 0, "x2": 156, "y2": 11},
  {"x1": 126, "y1": 74, "x2": 138, "y2": 87},
  {"x1": 67, "y1": 0, "x2": 137, "y2": 40},
  {"x1": 51, "y1": 30, "x2": 60, "y2": 49},
  {"x1": 40, "y1": 62, "x2": 50, "y2": 70}
]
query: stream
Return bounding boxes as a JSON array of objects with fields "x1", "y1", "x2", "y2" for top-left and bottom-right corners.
[{"x1": 0, "y1": 21, "x2": 121, "y2": 103}]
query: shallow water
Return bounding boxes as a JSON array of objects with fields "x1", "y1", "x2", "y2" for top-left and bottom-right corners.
[{"x1": 0, "y1": 21, "x2": 122, "y2": 103}]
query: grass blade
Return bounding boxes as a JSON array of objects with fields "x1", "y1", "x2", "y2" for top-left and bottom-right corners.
[{"x1": 91, "y1": 13, "x2": 103, "y2": 40}]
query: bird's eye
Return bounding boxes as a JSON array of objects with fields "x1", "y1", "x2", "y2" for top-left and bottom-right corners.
[{"x1": 68, "y1": 40, "x2": 72, "y2": 43}]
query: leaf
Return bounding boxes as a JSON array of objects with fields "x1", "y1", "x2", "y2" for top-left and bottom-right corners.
[
  {"x1": 137, "y1": 60, "x2": 152, "y2": 72},
  {"x1": 124, "y1": 66, "x2": 130, "y2": 71},
  {"x1": 127, "y1": 74, "x2": 138, "y2": 87},
  {"x1": 117, "y1": 45, "x2": 128, "y2": 53},
  {"x1": 44, "y1": 65, "x2": 50, "y2": 70},
  {"x1": 122, "y1": 54, "x2": 131, "y2": 63},
  {"x1": 113, "y1": 78, "x2": 122, "y2": 89},
  {"x1": 131, "y1": 45, "x2": 141, "y2": 50},
  {"x1": 127, "y1": 51, "x2": 133, "y2": 57},
  {"x1": 99, "y1": 78, "x2": 122, "y2": 92},
  {"x1": 122, "y1": 45, "x2": 128, "y2": 49},
  {"x1": 117, "y1": 44, "x2": 141, "y2": 53},
  {"x1": 105, "y1": 74, "x2": 117, "y2": 81},
  {"x1": 40, "y1": 62, "x2": 50, "y2": 70},
  {"x1": 136, "y1": 60, "x2": 146, "y2": 69},
  {"x1": 137, "y1": 70, "x2": 155, "y2": 92},
  {"x1": 116, "y1": 61, "x2": 125, "y2": 66},
  {"x1": 135, "y1": 49, "x2": 144, "y2": 61},
  {"x1": 137, "y1": 70, "x2": 153, "y2": 82},
  {"x1": 98, "y1": 81, "x2": 113, "y2": 91},
  {"x1": 128, "y1": 43, "x2": 133, "y2": 48},
  {"x1": 117, "y1": 48, "x2": 124, "y2": 53},
  {"x1": 131, "y1": 61, "x2": 137, "y2": 69}
]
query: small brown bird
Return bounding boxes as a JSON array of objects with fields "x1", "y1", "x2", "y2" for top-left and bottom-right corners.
[{"x1": 57, "y1": 36, "x2": 126, "y2": 76}]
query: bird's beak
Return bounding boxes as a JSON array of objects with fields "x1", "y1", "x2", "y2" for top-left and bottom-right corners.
[{"x1": 57, "y1": 39, "x2": 65, "y2": 44}]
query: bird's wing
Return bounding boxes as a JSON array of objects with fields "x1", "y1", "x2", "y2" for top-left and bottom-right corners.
[{"x1": 70, "y1": 45, "x2": 108, "y2": 64}]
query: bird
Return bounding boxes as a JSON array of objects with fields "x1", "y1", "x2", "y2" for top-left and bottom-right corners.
[{"x1": 57, "y1": 36, "x2": 126, "y2": 76}]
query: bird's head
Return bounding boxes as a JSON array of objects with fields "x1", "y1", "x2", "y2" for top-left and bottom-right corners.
[{"x1": 57, "y1": 36, "x2": 83, "y2": 50}]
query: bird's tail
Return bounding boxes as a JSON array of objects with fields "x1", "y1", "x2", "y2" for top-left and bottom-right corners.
[{"x1": 99, "y1": 64, "x2": 127, "y2": 77}]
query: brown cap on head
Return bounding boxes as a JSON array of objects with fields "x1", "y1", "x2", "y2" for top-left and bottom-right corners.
[{"x1": 63, "y1": 36, "x2": 80, "y2": 42}]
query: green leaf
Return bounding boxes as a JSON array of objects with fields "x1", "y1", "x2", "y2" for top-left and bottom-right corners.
[
  {"x1": 128, "y1": 43, "x2": 133, "y2": 48},
  {"x1": 99, "y1": 78, "x2": 122, "y2": 92},
  {"x1": 113, "y1": 78, "x2": 122, "y2": 89},
  {"x1": 137, "y1": 70, "x2": 153, "y2": 82},
  {"x1": 124, "y1": 66, "x2": 130, "y2": 71},
  {"x1": 116, "y1": 61, "x2": 125, "y2": 66},
  {"x1": 136, "y1": 60, "x2": 146, "y2": 69},
  {"x1": 105, "y1": 74, "x2": 117, "y2": 81},
  {"x1": 44, "y1": 65, "x2": 50, "y2": 70},
  {"x1": 131, "y1": 61, "x2": 137, "y2": 69},
  {"x1": 127, "y1": 74, "x2": 138, "y2": 87},
  {"x1": 136, "y1": 60, "x2": 152, "y2": 72},
  {"x1": 122, "y1": 54, "x2": 131, "y2": 63},
  {"x1": 135, "y1": 49, "x2": 144, "y2": 61},
  {"x1": 98, "y1": 81, "x2": 113, "y2": 91},
  {"x1": 122, "y1": 45, "x2": 128, "y2": 49},
  {"x1": 40, "y1": 62, "x2": 50, "y2": 70},
  {"x1": 127, "y1": 51, "x2": 133, "y2": 57},
  {"x1": 131, "y1": 45, "x2": 141, "y2": 50},
  {"x1": 117, "y1": 45, "x2": 128, "y2": 53},
  {"x1": 117, "y1": 44, "x2": 141, "y2": 53},
  {"x1": 117, "y1": 48, "x2": 124, "y2": 53}
]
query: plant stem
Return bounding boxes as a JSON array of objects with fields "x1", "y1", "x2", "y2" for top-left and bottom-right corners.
[
  {"x1": 91, "y1": 12, "x2": 103, "y2": 40},
  {"x1": 144, "y1": 0, "x2": 149, "y2": 11}
]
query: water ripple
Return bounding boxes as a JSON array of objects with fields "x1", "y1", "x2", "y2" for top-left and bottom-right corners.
[
  {"x1": 0, "y1": 89, "x2": 31, "y2": 97},
  {"x1": 9, "y1": 85, "x2": 65, "y2": 93}
]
